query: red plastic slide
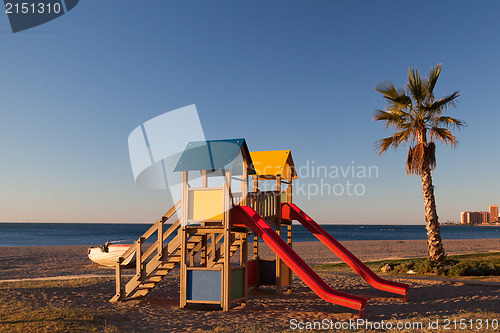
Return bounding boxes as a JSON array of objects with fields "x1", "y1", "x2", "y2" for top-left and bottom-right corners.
[
  {"x1": 232, "y1": 205, "x2": 367, "y2": 316},
  {"x1": 282, "y1": 203, "x2": 409, "y2": 299}
]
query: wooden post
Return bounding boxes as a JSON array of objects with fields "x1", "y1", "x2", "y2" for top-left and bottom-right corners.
[
  {"x1": 202, "y1": 169, "x2": 208, "y2": 188},
  {"x1": 222, "y1": 169, "x2": 232, "y2": 311},
  {"x1": 275, "y1": 176, "x2": 282, "y2": 293},
  {"x1": 240, "y1": 160, "x2": 248, "y2": 206},
  {"x1": 136, "y1": 237, "x2": 144, "y2": 279},
  {"x1": 180, "y1": 171, "x2": 188, "y2": 308},
  {"x1": 287, "y1": 173, "x2": 293, "y2": 288},
  {"x1": 286, "y1": 178, "x2": 293, "y2": 203},
  {"x1": 189, "y1": 242, "x2": 195, "y2": 266},
  {"x1": 287, "y1": 222, "x2": 293, "y2": 287},
  {"x1": 210, "y1": 233, "x2": 216, "y2": 265},
  {"x1": 157, "y1": 221, "x2": 163, "y2": 259},
  {"x1": 201, "y1": 234, "x2": 207, "y2": 266},
  {"x1": 115, "y1": 257, "x2": 123, "y2": 301},
  {"x1": 242, "y1": 231, "x2": 248, "y2": 306}
]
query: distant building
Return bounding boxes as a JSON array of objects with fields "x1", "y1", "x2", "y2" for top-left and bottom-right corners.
[
  {"x1": 482, "y1": 211, "x2": 490, "y2": 224},
  {"x1": 461, "y1": 212, "x2": 467, "y2": 224},
  {"x1": 470, "y1": 212, "x2": 481, "y2": 224},
  {"x1": 460, "y1": 211, "x2": 490, "y2": 225},
  {"x1": 490, "y1": 205, "x2": 498, "y2": 222}
]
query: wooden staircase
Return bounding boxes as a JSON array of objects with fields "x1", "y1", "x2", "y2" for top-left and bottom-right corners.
[
  {"x1": 110, "y1": 202, "x2": 242, "y2": 302},
  {"x1": 211, "y1": 233, "x2": 243, "y2": 267},
  {"x1": 112, "y1": 201, "x2": 195, "y2": 302}
]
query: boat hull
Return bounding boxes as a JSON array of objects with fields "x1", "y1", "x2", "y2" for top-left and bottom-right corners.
[{"x1": 88, "y1": 244, "x2": 135, "y2": 267}]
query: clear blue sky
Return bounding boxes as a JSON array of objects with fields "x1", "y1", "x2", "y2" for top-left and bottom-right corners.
[{"x1": 1, "y1": 1, "x2": 499, "y2": 224}]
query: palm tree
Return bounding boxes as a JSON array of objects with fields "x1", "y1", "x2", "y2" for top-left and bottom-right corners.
[{"x1": 373, "y1": 64, "x2": 465, "y2": 262}]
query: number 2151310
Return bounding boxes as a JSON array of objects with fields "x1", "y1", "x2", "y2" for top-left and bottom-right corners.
[{"x1": 5, "y1": 2, "x2": 62, "y2": 14}]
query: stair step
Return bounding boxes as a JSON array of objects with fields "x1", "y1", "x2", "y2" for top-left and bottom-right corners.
[
  {"x1": 144, "y1": 275, "x2": 164, "y2": 280},
  {"x1": 141, "y1": 280, "x2": 160, "y2": 284},
  {"x1": 155, "y1": 265, "x2": 175, "y2": 271},
  {"x1": 154, "y1": 267, "x2": 173, "y2": 272},
  {"x1": 135, "y1": 286, "x2": 153, "y2": 291},
  {"x1": 148, "y1": 273, "x2": 168, "y2": 278}
]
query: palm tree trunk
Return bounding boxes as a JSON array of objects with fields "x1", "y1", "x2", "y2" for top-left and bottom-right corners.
[{"x1": 421, "y1": 164, "x2": 446, "y2": 262}]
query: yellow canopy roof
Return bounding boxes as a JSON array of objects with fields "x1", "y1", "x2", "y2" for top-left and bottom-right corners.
[{"x1": 249, "y1": 150, "x2": 297, "y2": 180}]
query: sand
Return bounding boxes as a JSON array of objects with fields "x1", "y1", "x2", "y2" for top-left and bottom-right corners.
[
  {"x1": 1, "y1": 239, "x2": 499, "y2": 332},
  {"x1": 1, "y1": 239, "x2": 499, "y2": 281}
]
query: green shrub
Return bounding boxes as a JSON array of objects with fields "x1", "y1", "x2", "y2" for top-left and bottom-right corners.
[
  {"x1": 448, "y1": 261, "x2": 500, "y2": 277},
  {"x1": 378, "y1": 257, "x2": 500, "y2": 277}
]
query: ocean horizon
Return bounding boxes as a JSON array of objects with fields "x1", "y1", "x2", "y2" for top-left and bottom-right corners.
[{"x1": 1, "y1": 223, "x2": 499, "y2": 247}]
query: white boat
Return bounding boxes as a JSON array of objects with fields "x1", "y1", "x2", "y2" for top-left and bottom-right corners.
[{"x1": 88, "y1": 241, "x2": 136, "y2": 267}]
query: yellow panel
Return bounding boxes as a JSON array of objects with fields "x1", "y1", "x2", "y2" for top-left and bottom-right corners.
[
  {"x1": 250, "y1": 150, "x2": 297, "y2": 179},
  {"x1": 188, "y1": 189, "x2": 223, "y2": 221}
]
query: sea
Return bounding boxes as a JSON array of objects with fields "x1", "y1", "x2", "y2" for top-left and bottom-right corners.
[{"x1": 0, "y1": 223, "x2": 499, "y2": 247}]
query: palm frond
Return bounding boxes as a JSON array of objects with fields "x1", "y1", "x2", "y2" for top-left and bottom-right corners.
[
  {"x1": 375, "y1": 81, "x2": 412, "y2": 108},
  {"x1": 427, "y1": 63, "x2": 442, "y2": 97},
  {"x1": 375, "y1": 137, "x2": 397, "y2": 156},
  {"x1": 406, "y1": 142, "x2": 436, "y2": 175},
  {"x1": 375, "y1": 129, "x2": 413, "y2": 155},
  {"x1": 391, "y1": 94, "x2": 412, "y2": 108},
  {"x1": 373, "y1": 109, "x2": 409, "y2": 129},
  {"x1": 434, "y1": 116, "x2": 466, "y2": 129},
  {"x1": 428, "y1": 91, "x2": 460, "y2": 113},
  {"x1": 407, "y1": 67, "x2": 426, "y2": 103},
  {"x1": 429, "y1": 127, "x2": 458, "y2": 146},
  {"x1": 407, "y1": 143, "x2": 422, "y2": 175},
  {"x1": 427, "y1": 142, "x2": 436, "y2": 170},
  {"x1": 374, "y1": 80, "x2": 399, "y2": 98}
]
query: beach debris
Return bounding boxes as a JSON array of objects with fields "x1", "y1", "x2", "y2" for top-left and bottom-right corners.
[{"x1": 380, "y1": 264, "x2": 392, "y2": 273}]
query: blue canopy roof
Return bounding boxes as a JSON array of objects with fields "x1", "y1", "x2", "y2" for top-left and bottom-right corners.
[{"x1": 174, "y1": 138, "x2": 255, "y2": 175}]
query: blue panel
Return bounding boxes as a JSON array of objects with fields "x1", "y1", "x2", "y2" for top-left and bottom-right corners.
[
  {"x1": 187, "y1": 270, "x2": 221, "y2": 302},
  {"x1": 174, "y1": 138, "x2": 255, "y2": 175}
]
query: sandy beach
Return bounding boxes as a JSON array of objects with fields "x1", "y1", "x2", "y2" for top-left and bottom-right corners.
[
  {"x1": 1, "y1": 239, "x2": 499, "y2": 332},
  {"x1": 1, "y1": 239, "x2": 499, "y2": 281}
]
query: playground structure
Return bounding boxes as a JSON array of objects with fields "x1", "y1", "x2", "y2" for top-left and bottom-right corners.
[
  {"x1": 247, "y1": 149, "x2": 296, "y2": 293},
  {"x1": 111, "y1": 138, "x2": 409, "y2": 316}
]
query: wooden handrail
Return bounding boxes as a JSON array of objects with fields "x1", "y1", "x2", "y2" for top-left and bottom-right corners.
[
  {"x1": 139, "y1": 219, "x2": 181, "y2": 263},
  {"x1": 142, "y1": 200, "x2": 182, "y2": 240},
  {"x1": 119, "y1": 200, "x2": 182, "y2": 262}
]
